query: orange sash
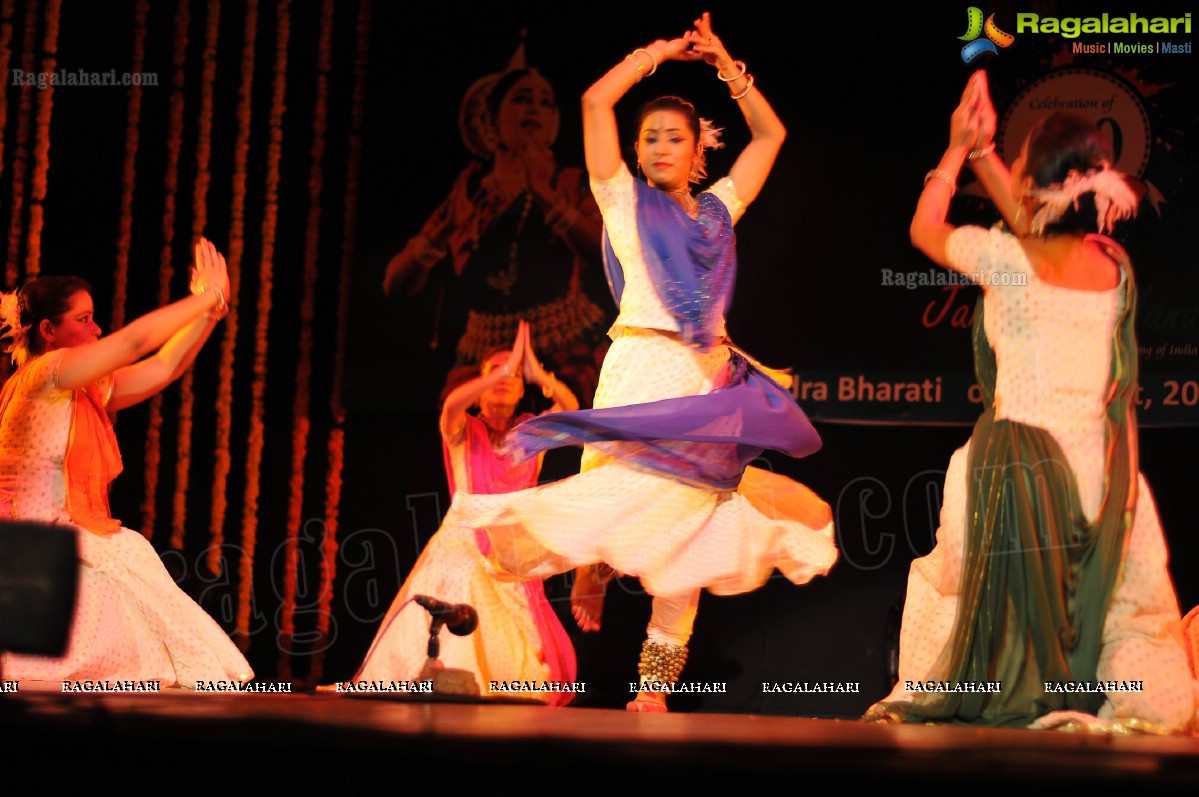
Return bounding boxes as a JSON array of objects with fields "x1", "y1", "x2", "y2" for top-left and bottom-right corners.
[{"x1": 63, "y1": 380, "x2": 123, "y2": 535}]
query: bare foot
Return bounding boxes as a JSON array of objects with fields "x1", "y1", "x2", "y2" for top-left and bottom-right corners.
[
  {"x1": 570, "y1": 564, "x2": 609, "y2": 632},
  {"x1": 626, "y1": 691, "x2": 668, "y2": 713}
]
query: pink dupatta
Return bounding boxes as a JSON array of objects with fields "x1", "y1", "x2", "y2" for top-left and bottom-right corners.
[{"x1": 445, "y1": 413, "x2": 576, "y2": 703}]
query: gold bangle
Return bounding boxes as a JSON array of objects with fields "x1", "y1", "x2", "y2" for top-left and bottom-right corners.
[
  {"x1": 923, "y1": 169, "x2": 957, "y2": 196},
  {"x1": 625, "y1": 48, "x2": 657, "y2": 82},
  {"x1": 729, "y1": 74, "x2": 754, "y2": 100},
  {"x1": 624, "y1": 54, "x2": 645, "y2": 81},
  {"x1": 197, "y1": 282, "x2": 227, "y2": 321},
  {"x1": 633, "y1": 48, "x2": 658, "y2": 76},
  {"x1": 541, "y1": 371, "x2": 556, "y2": 399},
  {"x1": 716, "y1": 60, "x2": 747, "y2": 82},
  {"x1": 968, "y1": 141, "x2": 996, "y2": 161}
]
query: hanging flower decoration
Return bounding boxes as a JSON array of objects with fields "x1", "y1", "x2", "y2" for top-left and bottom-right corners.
[
  {"x1": 171, "y1": 0, "x2": 221, "y2": 552},
  {"x1": 0, "y1": 0, "x2": 18, "y2": 207},
  {"x1": 111, "y1": 0, "x2": 149, "y2": 333},
  {"x1": 278, "y1": 0, "x2": 333, "y2": 681},
  {"x1": 5, "y1": 0, "x2": 41, "y2": 285},
  {"x1": 307, "y1": 0, "x2": 369, "y2": 688},
  {"x1": 208, "y1": 0, "x2": 259, "y2": 577},
  {"x1": 23, "y1": 0, "x2": 61, "y2": 278},
  {"x1": 0, "y1": 0, "x2": 16, "y2": 384},
  {"x1": 238, "y1": 0, "x2": 291, "y2": 652},
  {"x1": 141, "y1": 0, "x2": 191, "y2": 541}
]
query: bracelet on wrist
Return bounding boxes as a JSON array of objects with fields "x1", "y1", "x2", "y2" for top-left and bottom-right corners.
[
  {"x1": 716, "y1": 60, "x2": 747, "y2": 82},
  {"x1": 968, "y1": 141, "x2": 996, "y2": 161},
  {"x1": 202, "y1": 286, "x2": 229, "y2": 321},
  {"x1": 541, "y1": 371, "x2": 556, "y2": 399},
  {"x1": 625, "y1": 48, "x2": 658, "y2": 83},
  {"x1": 730, "y1": 74, "x2": 754, "y2": 100},
  {"x1": 923, "y1": 168, "x2": 957, "y2": 196}
]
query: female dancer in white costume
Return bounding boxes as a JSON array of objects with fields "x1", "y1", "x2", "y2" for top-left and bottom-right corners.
[
  {"x1": 0, "y1": 240, "x2": 252, "y2": 688},
  {"x1": 867, "y1": 72, "x2": 1196, "y2": 732},
  {"x1": 454, "y1": 13, "x2": 836, "y2": 712}
]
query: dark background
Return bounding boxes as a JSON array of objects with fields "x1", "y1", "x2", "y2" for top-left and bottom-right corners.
[{"x1": 4, "y1": 0, "x2": 1195, "y2": 715}]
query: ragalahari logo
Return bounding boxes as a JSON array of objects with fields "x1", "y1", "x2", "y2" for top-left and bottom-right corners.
[{"x1": 959, "y1": 7, "x2": 1015, "y2": 62}]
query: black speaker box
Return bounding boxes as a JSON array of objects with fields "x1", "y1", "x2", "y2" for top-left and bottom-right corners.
[{"x1": 0, "y1": 521, "x2": 78, "y2": 656}]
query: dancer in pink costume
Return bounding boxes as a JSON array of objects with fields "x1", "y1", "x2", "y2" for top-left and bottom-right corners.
[{"x1": 354, "y1": 322, "x2": 577, "y2": 704}]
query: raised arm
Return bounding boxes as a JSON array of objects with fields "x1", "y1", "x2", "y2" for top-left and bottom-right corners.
[
  {"x1": 107, "y1": 240, "x2": 229, "y2": 412},
  {"x1": 382, "y1": 178, "x2": 462, "y2": 297},
  {"x1": 582, "y1": 36, "x2": 695, "y2": 181},
  {"x1": 690, "y1": 13, "x2": 785, "y2": 206},
  {"x1": 521, "y1": 329, "x2": 579, "y2": 413},
  {"x1": 964, "y1": 71, "x2": 1027, "y2": 235},
  {"x1": 108, "y1": 316, "x2": 217, "y2": 413},
  {"x1": 910, "y1": 74, "x2": 982, "y2": 268},
  {"x1": 55, "y1": 238, "x2": 229, "y2": 392},
  {"x1": 518, "y1": 147, "x2": 603, "y2": 265},
  {"x1": 440, "y1": 321, "x2": 528, "y2": 440}
]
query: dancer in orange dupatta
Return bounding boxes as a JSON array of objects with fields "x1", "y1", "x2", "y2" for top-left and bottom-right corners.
[{"x1": 0, "y1": 239, "x2": 251, "y2": 688}]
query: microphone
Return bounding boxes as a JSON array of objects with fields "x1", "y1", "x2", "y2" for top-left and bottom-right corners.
[{"x1": 414, "y1": 595, "x2": 478, "y2": 636}]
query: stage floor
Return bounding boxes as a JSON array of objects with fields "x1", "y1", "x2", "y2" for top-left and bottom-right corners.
[{"x1": 3, "y1": 692, "x2": 1198, "y2": 792}]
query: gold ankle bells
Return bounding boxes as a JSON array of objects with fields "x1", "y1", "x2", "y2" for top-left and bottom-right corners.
[{"x1": 638, "y1": 640, "x2": 688, "y2": 689}]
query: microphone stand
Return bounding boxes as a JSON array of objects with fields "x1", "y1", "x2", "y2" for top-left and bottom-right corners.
[
  {"x1": 427, "y1": 617, "x2": 445, "y2": 659},
  {"x1": 418, "y1": 618, "x2": 446, "y2": 681},
  {"x1": 415, "y1": 606, "x2": 480, "y2": 697}
]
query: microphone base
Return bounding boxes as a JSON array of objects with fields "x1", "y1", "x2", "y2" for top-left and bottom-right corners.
[
  {"x1": 431, "y1": 666, "x2": 480, "y2": 698},
  {"x1": 417, "y1": 657, "x2": 479, "y2": 697},
  {"x1": 331, "y1": 658, "x2": 547, "y2": 705},
  {"x1": 340, "y1": 691, "x2": 546, "y2": 706}
]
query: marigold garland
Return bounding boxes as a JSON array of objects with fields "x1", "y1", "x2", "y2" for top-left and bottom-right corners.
[
  {"x1": 307, "y1": 0, "x2": 370, "y2": 688},
  {"x1": 22, "y1": 0, "x2": 60, "y2": 278},
  {"x1": 0, "y1": 0, "x2": 16, "y2": 383},
  {"x1": 5, "y1": 0, "x2": 40, "y2": 285},
  {"x1": 141, "y1": 0, "x2": 190, "y2": 541},
  {"x1": 110, "y1": 0, "x2": 149, "y2": 333},
  {"x1": 208, "y1": 0, "x2": 258, "y2": 577},
  {"x1": 278, "y1": 0, "x2": 333, "y2": 681},
  {"x1": 238, "y1": 0, "x2": 291, "y2": 652},
  {"x1": 171, "y1": 0, "x2": 221, "y2": 552},
  {"x1": 0, "y1": 0, "x2": 17, "y2": 194}
]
